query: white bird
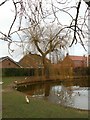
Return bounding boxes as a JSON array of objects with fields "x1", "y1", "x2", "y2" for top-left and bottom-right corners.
[
  {"x1": 57, "y1": 93, "x2": 60, "y2": 97},
  {"x1": 0, "y1": 82, "x2": 3, "y2": 85},
  {"x1": 25, "y1": 96, "x2": 29, "y2": 104},
  {"x1": 14, "y1": 81, "x2": 17, "y2": 83},
  {"x1": 25, "y1": 77, "x2": 27, "y2": 80}
]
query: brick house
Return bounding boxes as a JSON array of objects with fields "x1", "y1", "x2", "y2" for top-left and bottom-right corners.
[
  {"x1": 60, "y1": 54, "x2": 88, "y2": 69},
  {"x1": 58, "y1": 54, "x2": 88, "y2": 77},
  {"x1": 88, "y1": 55, "x2": 90, "y2": 67},
  {"x1": 19, "y1": 53, "x2": 51, "y2": 68},
  {"x1": 0, "y1": 56, "x2": 21, "y2": 68}
]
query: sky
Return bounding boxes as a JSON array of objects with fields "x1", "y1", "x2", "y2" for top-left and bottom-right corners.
[{"x1": 0, "y1": 0, "x2": 88, "y2": 61}]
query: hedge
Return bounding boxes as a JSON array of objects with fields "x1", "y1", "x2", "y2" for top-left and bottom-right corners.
[
  {"x1": 1, "y1": 67, "x2": 90, "y2": 77},
  {"x1": 1, "y1": 68, "x2": 38, "y2": 77},
  {"x1": 73, "y1": 67, "x2": 90, "y2": 76}
]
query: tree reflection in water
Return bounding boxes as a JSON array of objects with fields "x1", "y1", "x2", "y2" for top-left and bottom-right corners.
[
  {"x1": 48, "y1": 83, "x2": 74, "y2": 107},
  {"x1": 17, "y1": 78, "x2": 89, "y2": 110}
]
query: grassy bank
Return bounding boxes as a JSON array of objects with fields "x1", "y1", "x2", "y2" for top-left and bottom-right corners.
[
  {"x1": 2, "y1": 77, "x2": 89, "y2": 118},
  {"x1": 2, "y1": 91, "x2": 88, "y2": 118}
]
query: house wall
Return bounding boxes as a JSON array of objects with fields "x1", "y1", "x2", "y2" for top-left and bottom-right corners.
[
  {"x1": 0, "y1": 63, "x2": 2, "y2": 68},
  {"x1": 61, "y1": 56, "x2": 74, "y2": 68},
  {"x1": 60, "y1": 56, "x2": 74, "y2": 77},
  {"x1": 73, "y1": 60, "x2": 84, "y2": 68},
  {"x1": 61, "y1": 56, "x2": 87, "y2": 68},
  {"x1": 0, "y1": 59, "x2": 20, "y2": 68}
]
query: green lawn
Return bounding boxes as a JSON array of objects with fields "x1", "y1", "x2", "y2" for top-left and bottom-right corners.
[
  {"x1": 2, "y1": 76, "x2": 26, "y2": 87},
  {"x1": 2, "y1": 77, "x2": 89, "y2": 118}
]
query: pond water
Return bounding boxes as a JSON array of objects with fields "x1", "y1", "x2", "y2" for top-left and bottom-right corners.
[{"x1": 17, "y1": 79, "x2": 90, "y2": 110}]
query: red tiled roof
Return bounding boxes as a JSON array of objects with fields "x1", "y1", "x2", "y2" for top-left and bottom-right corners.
[{"x1": 69, "y1": 56, "x2": 86, "y2": 61}]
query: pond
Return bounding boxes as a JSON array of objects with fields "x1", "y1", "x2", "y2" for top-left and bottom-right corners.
[{"x1": 17, "y1": 79, "x2": 90, "y2": 110}]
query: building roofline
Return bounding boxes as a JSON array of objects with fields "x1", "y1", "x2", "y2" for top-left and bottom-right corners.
[{"x1": 0, "y1": 56, "x2": 21, "y2": 68}]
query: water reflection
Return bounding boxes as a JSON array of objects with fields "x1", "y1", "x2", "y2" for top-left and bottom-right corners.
[
  {"x1": 17, "y1": 79, "x2": 89, "y2": 110},
  {"x1": 49, "y1": 84, "x2": 74, "y2": 106},
  {"x1": 48, "y1": 85, "x2": 89, "y2": 110}
]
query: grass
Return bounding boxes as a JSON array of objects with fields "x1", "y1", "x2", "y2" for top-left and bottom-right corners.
[
  {"x1": 2, "y1": 76, "x2": 26, "y2": 87},
  {"x1": 2, "y1": 77, "x2": 89, "y2": 118}
]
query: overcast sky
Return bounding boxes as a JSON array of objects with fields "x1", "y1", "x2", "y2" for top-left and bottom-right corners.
[{"x1": 0, "y1": 0, "x2": 88, "y2": 61}]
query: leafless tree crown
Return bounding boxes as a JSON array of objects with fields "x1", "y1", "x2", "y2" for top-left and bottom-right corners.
[{"x1": 0, "y1": 0, "x2": 89, "y2": 54}]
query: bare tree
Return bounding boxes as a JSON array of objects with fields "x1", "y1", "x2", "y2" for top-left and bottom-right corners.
[
  {"x1": 0, "y1": 0, "x2": 89, "y2": 54},
  {"x1": 22, "y1": 24, "x2": 70, "y2": 76}
]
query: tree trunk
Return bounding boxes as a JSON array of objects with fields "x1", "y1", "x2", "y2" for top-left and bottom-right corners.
[{"x1": 42, "y1": 55, "x2": 49, "y2": 78}]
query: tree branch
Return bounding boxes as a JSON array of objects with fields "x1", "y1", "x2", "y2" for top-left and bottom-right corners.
[
  {"x1": 0, "y1": 0, "x2": 8, "y2": 6},
  {"x1": 70, "y1": 0, "x2": 81, "y2": 47}
]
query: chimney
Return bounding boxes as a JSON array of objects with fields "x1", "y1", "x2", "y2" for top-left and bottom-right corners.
[
  {"x1": 83, "y1": 55, "x2": 85, "y2": 57},
  {"x1": 66, "y1": 53, "x2": 69, "y2": 56}
]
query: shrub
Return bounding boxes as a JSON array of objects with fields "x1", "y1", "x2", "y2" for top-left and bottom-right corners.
[{"x1": 2, "y1": 68, "x2": 36, "y2": 77}]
